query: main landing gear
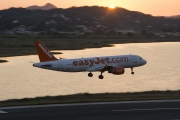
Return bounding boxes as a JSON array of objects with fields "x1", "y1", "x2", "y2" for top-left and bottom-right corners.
[
  {"x1": 88, "y1": 71, "x2": 104, "y2": 79},
  {"x1": 131, "y1": 67, "x2": 135, "y2": 75},
  {"x1": 88, "y1": 72, "x2": 93, "y2": 77},
  {"x1": 98, "y1": 71, "x2": 104, "y2": 79}
]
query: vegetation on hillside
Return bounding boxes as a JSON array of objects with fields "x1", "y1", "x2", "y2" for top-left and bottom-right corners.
[{"x1": 0, "y1": 6, "x2": 180, "y2": 36}]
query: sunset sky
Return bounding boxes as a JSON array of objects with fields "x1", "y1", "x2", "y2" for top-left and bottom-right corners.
[{"x1": 1, "y1": 0, "x2": 180, "y2": 16}]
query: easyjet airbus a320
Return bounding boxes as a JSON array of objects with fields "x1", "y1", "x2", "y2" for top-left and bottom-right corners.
[{"x1": 33, "y1": 41, "x2": 147, "y2": 79}]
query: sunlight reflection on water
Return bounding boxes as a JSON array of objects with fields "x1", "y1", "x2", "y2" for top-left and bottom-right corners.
[{"x1": 0, "y1": 42, "x2": 180, "y2": 100}]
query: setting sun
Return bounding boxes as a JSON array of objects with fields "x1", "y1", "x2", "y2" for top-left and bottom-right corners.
[{"x1": 109, "y1": 5, "x2": 115, "y2": 9}]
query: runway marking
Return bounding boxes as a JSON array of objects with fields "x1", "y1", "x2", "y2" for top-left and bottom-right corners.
[
  {"x1": 113, "y1": 108, "x2": 180, "y2": 112},
  {"x1": 1, "y1": 99, "x2": 180, "y2": 110},
  {"x1": 0, "y1": 110, "x2": 7, "y2": 114}
]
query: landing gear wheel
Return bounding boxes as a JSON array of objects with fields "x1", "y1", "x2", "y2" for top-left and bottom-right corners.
[
  {"x1": 98, "y1": 75, "x2": 104, "y2": 79},
  {"x1": 88, "y1": 72, "x2": 93, "y2": 77},
  {"x1": 131, "y1": 67, "x2": 135, "y2": 75}
]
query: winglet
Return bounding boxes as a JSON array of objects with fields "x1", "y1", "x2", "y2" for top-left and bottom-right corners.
[{"x1": 35, "y1": 41, "x2": 58, "y2": 62}]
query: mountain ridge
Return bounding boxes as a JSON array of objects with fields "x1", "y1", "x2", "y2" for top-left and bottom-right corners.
[
  {"x1": 0, "y1": 6, "x2": 180, "y2": 33},
  {"x1": 26, "y1": 3, "x2": 57, "y2": 10}
]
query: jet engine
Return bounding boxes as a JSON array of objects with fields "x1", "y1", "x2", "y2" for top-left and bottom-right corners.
[{"x1": 108, "y1": 67, "x2": 125, "y2": 75}]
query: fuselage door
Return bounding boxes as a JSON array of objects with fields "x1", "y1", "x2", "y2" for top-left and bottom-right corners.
[
  {"x1": 132, "y1": 56, "x2": 137, "y2": 63},
  {"x1": 129, "y1": 56, "x2": 137, "y2": 67},
  {"x1": 59, "y1": 60, "x2": 63, "y2": 71}
]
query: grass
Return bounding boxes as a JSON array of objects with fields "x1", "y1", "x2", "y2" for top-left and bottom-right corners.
[
  {"x1": 0, "y1": 90, "x2": 180, "y2": 107},
  {"x1": 0, "y1": 37, "x2": 180, "y2": 57}
]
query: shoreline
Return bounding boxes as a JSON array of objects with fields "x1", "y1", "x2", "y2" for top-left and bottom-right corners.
[
  {"x1": 0, "y1": 59, "x2": 8, "y2": 63},
  {"x1": 0, "y1": 90, "x2": 180, "y2": 107},
  {"x1": 0, "y1": 37, "x2": 180, "y2": 58}
]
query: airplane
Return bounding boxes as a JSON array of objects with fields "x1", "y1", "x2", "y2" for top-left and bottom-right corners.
[{"x1": 33, "y1": 41, "x2": 147, "y2": 79}]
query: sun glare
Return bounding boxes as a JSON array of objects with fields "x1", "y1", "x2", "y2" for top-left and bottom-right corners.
[{"x1": 109, "y1": 5, "x2": 115, "y2": 9}]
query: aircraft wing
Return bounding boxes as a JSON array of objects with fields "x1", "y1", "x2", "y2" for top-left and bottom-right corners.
[
  {"x1": 86, "y1": 65, "x2": 106, "y2": 72},
  {"x1": 86, "y1": 64, "x2": 121, "y2": 72}
]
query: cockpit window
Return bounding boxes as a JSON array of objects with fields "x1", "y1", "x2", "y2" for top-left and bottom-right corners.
[{"x1": 140, "y1": 57, "x2": 142, "y2": 60}]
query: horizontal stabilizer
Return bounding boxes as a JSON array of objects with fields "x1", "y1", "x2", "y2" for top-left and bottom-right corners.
[{"x1": 41, "y1": 64, "x2": 52, "y2": 67}]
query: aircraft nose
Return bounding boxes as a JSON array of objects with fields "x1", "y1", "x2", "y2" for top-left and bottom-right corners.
[{"x1": 144, "y1": 59, "x2": 147, "y2": 65}]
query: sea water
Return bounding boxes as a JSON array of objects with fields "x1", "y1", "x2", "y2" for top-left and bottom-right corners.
[{"x1": 0, "y1": 42, "x2": 180, "y2": 101}]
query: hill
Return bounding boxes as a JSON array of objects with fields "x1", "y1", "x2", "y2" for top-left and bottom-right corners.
[
  {"x1": 27, "y1": 3, "x2": 57, "y2": 10},
  {"x1": 0, "y1": 6, "x2": 180, "y2": 35},
  {"x1": 169, "y1": 15, "x2": 180, "y2": 19}
]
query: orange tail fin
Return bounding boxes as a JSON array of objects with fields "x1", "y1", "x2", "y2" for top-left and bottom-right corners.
[{"x1": 35, "y1": 41, "x2": 58, "y2": 62}]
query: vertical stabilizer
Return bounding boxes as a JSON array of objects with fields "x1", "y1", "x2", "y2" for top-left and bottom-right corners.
[{"x1": 35, "y1": 41, "x2": 58, "y2": 62}]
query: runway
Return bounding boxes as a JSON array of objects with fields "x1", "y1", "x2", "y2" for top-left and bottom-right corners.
[{"x1": 1, "y1": 99, "x2": 180, "y2": 120}]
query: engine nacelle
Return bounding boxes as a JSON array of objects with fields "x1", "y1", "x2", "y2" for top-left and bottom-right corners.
[{"x1": 108, "y1": 67, "x2": 125, "y2": 75}]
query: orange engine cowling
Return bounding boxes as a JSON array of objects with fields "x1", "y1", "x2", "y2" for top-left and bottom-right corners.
[{"x1": 108, "y1": 67, "x2": 125, "y2": 75}]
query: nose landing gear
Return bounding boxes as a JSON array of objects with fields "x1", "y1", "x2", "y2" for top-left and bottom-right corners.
[{"x1": 131, "y1": 67, "x2": 134, "y2": 74}]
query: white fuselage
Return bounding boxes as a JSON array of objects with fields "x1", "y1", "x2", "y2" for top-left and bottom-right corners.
[{"x1": 33, "y1": 54, "x2": 147, "y2": 72}]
